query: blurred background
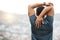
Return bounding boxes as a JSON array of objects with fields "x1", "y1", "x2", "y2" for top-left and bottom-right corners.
[
  {"x1": 0, "y1": 12, "x2": 31, "y2": 40},
  {"x1": 0, "y1": 0, "x2": 60, "y2": 40}
]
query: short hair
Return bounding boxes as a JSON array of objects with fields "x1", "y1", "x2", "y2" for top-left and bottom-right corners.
[{"x1": 36, "y1": 6, "x2": 44, "y2": 16}]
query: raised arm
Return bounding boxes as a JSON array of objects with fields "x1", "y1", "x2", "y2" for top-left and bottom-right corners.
[
  {"x1": 29, "y1": 3, "x2": 43, "y2": 9},
  {"x1": 28, "y1": 3, "x2": 44, "y2": 16},
  {"x1": 38, "y1": 5, "x2": 53, "y2": 18},
  {"x1": 38, "y1": 2, "x2": 54, "y2": 18},
  {"x1": 35, "y1": 3, "x2": 54, "y2": 27}
]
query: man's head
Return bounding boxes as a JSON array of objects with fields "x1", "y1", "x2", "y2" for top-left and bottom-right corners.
[{"x1": 36, "y1": 6, "x2": 44, "y2": 16}]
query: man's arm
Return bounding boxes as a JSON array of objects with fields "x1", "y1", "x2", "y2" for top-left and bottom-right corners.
[
  {"x1": 38, "y1": 2, "x2": 54, "y2": 18},
  {"x1": 28, "y1": 3, "x2": 44, "y2": 16},
  {"x1": 29, "y1": 3, "x2": 43, "y2": 9},
  {"x1": 35, "y1": 5, "x2": 53, "y2": 27},
  {"x1": 38, "y1": 6, "x2": 53, "y2": 18}
]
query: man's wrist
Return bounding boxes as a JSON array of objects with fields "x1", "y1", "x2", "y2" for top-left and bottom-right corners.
[{"x1": 38, "y1": 16, "x2": 43, "y2": 19}]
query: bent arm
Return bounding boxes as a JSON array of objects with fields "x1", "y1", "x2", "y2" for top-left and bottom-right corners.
[
  {"x1": 38, "y1": 6, "x2": 53, "y2": 18},
  {"x1": 28, "y1": 3, "x2": 43, "y2": 16},
  {"x1": 29, "y1": 3, "x2": 43, "y2": 9}
]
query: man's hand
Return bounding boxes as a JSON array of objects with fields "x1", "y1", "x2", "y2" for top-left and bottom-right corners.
[
  {"x1": 35, "y1": 17, "x2": 43, "y2": 28},
  {"x1": 44, "y1": 2, "x2": 53, "y2": 6}
]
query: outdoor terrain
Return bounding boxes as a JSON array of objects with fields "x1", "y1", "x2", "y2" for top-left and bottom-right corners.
[{"x1": 0, "y1": 13, "x2": 60, "y2": 40}]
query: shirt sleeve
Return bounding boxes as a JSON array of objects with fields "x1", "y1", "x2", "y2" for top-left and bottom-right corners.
[
  {"x1": 46, "y1": 15, "x2": 54, "y2": 24},
  {"x1": 42, "y1": 15, "x2": 54, "y2": 25}
]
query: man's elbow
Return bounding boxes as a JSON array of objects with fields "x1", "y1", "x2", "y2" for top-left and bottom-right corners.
[
  {"x1": 49, "y1": 6, "x2": 53, "y2": 10},
  {"x1": 46, "y1": 6, "x2": 53, "y2": 11}
]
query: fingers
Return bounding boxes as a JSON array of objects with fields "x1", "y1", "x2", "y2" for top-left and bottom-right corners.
[
  {"x1": 43, "y1": 2, "x2": 53, "y2": 6},
  {"x1": 35, "y1": 20, "x2": 37, "y2": 26},
  {"x1": 35, "y1": 21, "x2": 39, "y2": 28},
  {"x1": 49, "y1": 2, "x2": 53, "y2": 6},
  {"x1": 35, "y1": 20, "x2": 41, "y2": 28},
  {"x1": 35, "y1": 17, "x2": 43, "y2": 28},
  {"x1": 37, "y1": 22, "x2": 40, "y2": 28},
  {"x1": 35, "y1": 20, "x2": 38, "y2": 28}
]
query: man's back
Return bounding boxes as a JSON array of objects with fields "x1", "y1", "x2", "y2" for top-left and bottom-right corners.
[
  {"x1": 28, "y1": 2, "x2": 54, "y2": 40},
  {"x1": 30, "y1": 14, "x2": 53, "y2": 36}
]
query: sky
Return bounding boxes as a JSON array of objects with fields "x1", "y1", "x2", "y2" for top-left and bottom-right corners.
[{"x1": 0, "y1": 0, "x2": 60, "y2": 14}]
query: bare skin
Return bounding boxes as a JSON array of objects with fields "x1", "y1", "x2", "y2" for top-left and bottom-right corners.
[
  {"x1": 28, "y1": 2, "x2": 54, "y2": 28},
  {"x1": 28, "y1": 3, "x2": 43, "y2": 16}
]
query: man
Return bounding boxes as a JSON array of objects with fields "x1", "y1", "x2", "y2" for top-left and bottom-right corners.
[{"x1": 28, "y1": 2, "x2": 54, "y2": 40}]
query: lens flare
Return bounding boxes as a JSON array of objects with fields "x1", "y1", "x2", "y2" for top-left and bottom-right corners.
[{"x1": 1, "y1": 13, "x2": 17, "y2": 24}]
